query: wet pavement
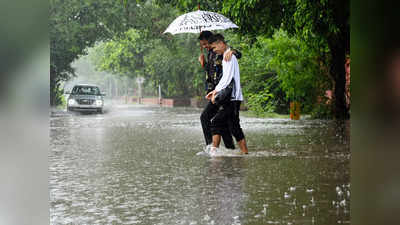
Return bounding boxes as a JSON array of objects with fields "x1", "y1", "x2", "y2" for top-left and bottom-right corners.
[{"x1": 50, "y1": 104, "x2": 350, "y2": 225}]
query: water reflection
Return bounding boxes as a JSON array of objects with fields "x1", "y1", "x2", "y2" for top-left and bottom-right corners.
[
  {"x1": 199, "y1": 158, "x2": 247, "y2": 225},
  {"x1": 50, "y1": 105, "x2": 350, "y2": 225}
]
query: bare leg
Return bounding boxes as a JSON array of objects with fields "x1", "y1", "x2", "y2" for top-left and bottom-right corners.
[
  {"x1": 237, "y1": 138, "x2": 248, "y2": 154},
  {"x1": 212, "y1": 135, "x2": 221, "y2": 148}
]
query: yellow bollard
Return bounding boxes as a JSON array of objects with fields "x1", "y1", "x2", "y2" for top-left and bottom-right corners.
[{"x1": 290, "y1": 101, "x2": 301, "y2": 120}]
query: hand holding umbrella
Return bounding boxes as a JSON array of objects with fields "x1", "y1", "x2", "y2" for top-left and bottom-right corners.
[{"x1": 163, "y1": 9, "x2": 239, "y2": 66}]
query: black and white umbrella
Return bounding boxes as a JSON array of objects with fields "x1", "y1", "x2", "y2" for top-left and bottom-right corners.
[{"x1": 163, "y1": 10, "x2": 238, "y2": 35}]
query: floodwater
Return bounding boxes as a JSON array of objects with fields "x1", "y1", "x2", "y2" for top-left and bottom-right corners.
[{"x1": 50, "y1": 104, "x2": 350, "y2": 225}]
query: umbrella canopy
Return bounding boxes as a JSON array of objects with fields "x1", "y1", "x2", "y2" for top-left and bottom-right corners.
[{"x1": 163, "y1": 10, "x2": 238, "y2": 35}]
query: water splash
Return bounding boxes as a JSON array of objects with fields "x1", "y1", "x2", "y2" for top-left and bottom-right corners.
[{"x1": 196, "y1": 145, "x2": 297, "y2": 158}]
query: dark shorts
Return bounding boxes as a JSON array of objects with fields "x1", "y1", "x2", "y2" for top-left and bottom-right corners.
[
  {"x1": 200, "y1": 101, "x2": 235, "y2": 149},
  {"x1": 210, "y1": 101, "x2": 245, "y2": 142}
]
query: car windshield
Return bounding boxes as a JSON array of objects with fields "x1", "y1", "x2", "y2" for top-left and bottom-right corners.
[{"x1": 71, "y1": 86, "x2": 100, "y2": 95}]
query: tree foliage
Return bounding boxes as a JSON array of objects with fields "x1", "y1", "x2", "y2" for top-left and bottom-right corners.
[
  {"x1": 226, "y1": 32, "x2": 287, "y2": 114},
  {"x1": 228, "y1": 29, "x2": 329, "y2": 116},
  {"x1": 88, "y1": 2, "x2": 204, "y2": 98},
  {"x1": 51, "y1": 0, "x2": 349, "y2": 119},
  {"x1": 91, "y1": 31, "x2": 203, "y2": 98},
  {"x1": 221, "y1": 0, "x2": 349, "y2": 51},
  {"x1": 222, "y1": 0, "x2": 296, "y2": 38},
  {"x1": 266, "y1": 29, "x2": 330, "y2": 114},
  {"x1": 155, "y1": 0, "x2": 223, "y2": 12},
  {"x1": 267, "y1": 30, "x2": 318, "y2": 100},
  {"x1": 50, "y1": 0, "x2": 149, "y2": 105},
  {"x1": 222, "y1": 0, "x2": 350, "y2": 118},
  {"x1": 143, "y1": 36, "x2": 204, "y2": 97},
  {"x1": 154, "y1": 0, "x2": 349, "y2": 118},
  {"x1": 95, "y1": 29, "x2": 148, "y2": 77}
]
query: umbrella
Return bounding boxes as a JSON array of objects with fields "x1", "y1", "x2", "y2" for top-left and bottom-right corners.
[{"x1": 163, "y1": 10, "x2": 238, "y2": 35}]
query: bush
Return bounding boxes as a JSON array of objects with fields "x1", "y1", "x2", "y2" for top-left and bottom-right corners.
[
  {"x1": 310, "y1": 101, "x2": 333, "y2": 119},
  {"x1": 246, "y1": 89, "x2": 275, "y2": 116}
]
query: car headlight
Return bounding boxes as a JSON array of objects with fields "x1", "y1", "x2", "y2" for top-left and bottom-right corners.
[
  {"x1": 95, "y1": 100, "x2": 103, "y2": 106},
  {"x1": 68, "y1": 99, "x2": 77, "y2": 106}
]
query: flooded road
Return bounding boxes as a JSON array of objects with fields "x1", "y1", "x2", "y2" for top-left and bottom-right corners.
[{"x1": 50, "y1": 105, "x2": 350, "y2": 225}]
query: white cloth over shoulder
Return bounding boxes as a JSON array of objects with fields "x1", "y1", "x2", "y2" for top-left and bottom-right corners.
[{"x1": 215, "y1": 48, "x2": 243, "y2": 101}]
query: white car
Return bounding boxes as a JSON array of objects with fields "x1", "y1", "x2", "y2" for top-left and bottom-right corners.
[{"x1": 66, "y1": 84, "x2": 105, "y2": 113}]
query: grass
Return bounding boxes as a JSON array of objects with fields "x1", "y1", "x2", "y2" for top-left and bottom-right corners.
[{"x1": 241, "y1": 110, "x2": 290, "y2": 119}]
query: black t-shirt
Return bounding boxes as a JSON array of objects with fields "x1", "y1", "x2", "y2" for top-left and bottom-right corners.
[{"x1": 205, "y1": 49, "x2": 241, "y2": 93}]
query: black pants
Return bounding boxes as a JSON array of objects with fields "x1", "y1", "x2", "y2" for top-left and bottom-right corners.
[
  {"x1": 200, "y1": 101, "x2": 235, "y2": 149},
  {"x1": 210, "y1": 101, "x2": 245, "y2": 142}
]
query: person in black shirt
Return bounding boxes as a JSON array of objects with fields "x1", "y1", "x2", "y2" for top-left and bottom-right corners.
[{"x1": 198, "y1": 31, "x2": 242, "y2": 150}]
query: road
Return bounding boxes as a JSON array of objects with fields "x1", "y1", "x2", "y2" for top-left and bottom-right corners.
[{"x1": 50, "y1": 104, "x2": 350, "y2": 225}]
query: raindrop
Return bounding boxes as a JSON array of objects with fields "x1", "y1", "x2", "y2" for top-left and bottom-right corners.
[
  {"x1": 306, "y1": 188, "x2": 314, "y2": 193},
  {"x1": 339, "y1": 199, "x2": 346, "y2": 207},
  {"x1": 262, "y1": 206, "x2": 267, "y2": 215},
  {"x1": 284, "y1": 192, "x2": 291, "y2": 199},
  {"x1": 310, "y1": 196, "x2": 316, "y2": 206},
  {"x1": 289, "y1": 186, "x2": 296, "y2": 192}
]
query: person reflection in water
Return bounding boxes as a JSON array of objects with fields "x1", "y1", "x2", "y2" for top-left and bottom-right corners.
[{"x1": 203, "y1": 157, "x2": 246, "y2": 224}]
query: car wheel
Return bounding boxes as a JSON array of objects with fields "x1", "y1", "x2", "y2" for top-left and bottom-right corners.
[{"x1": 97, "y1": 108, "x2": 103, "y2": 114}]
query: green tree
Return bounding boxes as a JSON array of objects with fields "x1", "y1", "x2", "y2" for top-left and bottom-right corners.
[
  {"x1": 228, "y1": 30, "x2": 327, "y2": 116},
  {"x1": 88, "y1": 2, "x2": 204, "y2": 98},
  {"x1": 95, "y1": 29, "x2": 149, "y2": 78},
  {"x1": 155, "y1": 0, "x2": 349, "y2": 118},
  {"x1": 155, "y1": 0, "x2": 223, "y2": 11},
  {"x1": 222, "y1": 0, "x2": 350, "y2": 118},
  {"x1": 143, "y1": 34, "x2": 203, "y2": 97},
  {"x1": 227, "y1": 32, "x2": 289, "y2": 114},
  {"x1": 266, "y1": 29, "x2": 328, "y2": 115},
  {"x1": 50, "y1": 0, "x2": 146, "y2": 106}
]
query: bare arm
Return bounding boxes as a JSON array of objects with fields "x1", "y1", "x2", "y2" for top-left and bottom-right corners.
[
  {"x1": 198, "y1": 53, "x2": 205, "y2": 67},
  {"x1": 224, "y1": 49, "x2": 242, "y2": 61}
]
